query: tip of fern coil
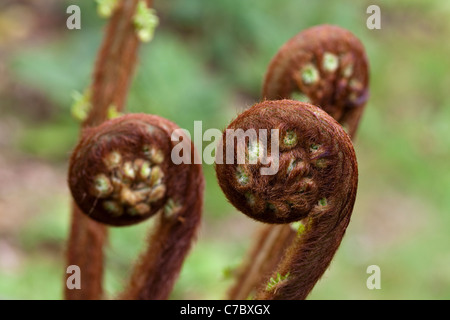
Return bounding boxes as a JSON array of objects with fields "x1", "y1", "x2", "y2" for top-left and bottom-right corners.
[
  {"x1": 215, "y1": 100, "x2": 358, "y2": 225},
  {"x1": 68, "y1": 114, "x2": 182, "y2": 227}
]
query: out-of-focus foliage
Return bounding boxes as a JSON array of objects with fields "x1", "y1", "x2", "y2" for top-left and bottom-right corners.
[{"x1": 0, "y1": 0, "x2": 449, "y2": 299}]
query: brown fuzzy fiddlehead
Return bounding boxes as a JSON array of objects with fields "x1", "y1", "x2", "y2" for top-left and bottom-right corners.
[
  {"x1": 70, "y1": 114, "x2": 173, "y2": 226},
  {"x1": 263, "y1": 24, "x2": 369, "y2": 138},
  {"x1": 68, "y1": 113, "x2": 204, "y2": 299},
  {"x1": 65, "y1": 0, "x2": 153, "y2": 300},
  {"x1": 227, "y1": 24, "x2": 369, "y2": 300},
  {"x1": 216, "y1": 100, "x2": 358, "y2": 299}
]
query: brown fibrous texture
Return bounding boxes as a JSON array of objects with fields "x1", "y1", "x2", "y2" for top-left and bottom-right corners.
[
  {"x1": 70, "y1": 115, "x2": 171, "y2": 226},
  {"x1": 227, "y1": 224, "x2": 296, "y2": 300},
  {"x1": 65, "y1": 0, "x2": 152, "y2": 300},
  {"x1": 227, "y1": 24, "x2": 369, "y2": 300},
  {"x1": 117, "y1": 114, "x2": 204, "y2": 300},
  {"x1": 263, "y1": 24, "x2": 369, "y2": 138},
  {"x1": 216, "y1": 100, "x2": 358, "y2": 300},
  {"x1": 69, "y1": 113, "x2": 204, "y2": 299},
  {"x1": 83, "y1": 0, "x2": 150, "y2": 128}
]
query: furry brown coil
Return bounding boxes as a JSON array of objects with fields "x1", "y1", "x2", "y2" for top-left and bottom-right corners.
[
  {"x1": 65, "y1": 0, "x2": 153, "y2": 300},
  {"x1": 68, "y1": 113, "x2": 204, "y2": 299},
  {"x1": 263, "y1": 24, "x2": 369, "y2": 138},
  {"x1": 216, "y1": 100, "x2": 358, "y2": 299}
]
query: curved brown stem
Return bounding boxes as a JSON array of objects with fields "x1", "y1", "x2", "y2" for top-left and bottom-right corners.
[
  {"x1": 227, "y1": 25, "x2": 369, "y2": 300},
  {"x1": 68, "y1": 114, "x2": 204, "y2": 300},
  {"x1": 217, "y1": 100, "x2": 358, "y2": 300},
  {"x1": 65, "y1": 0, "x2": 152, "y2": 300}
]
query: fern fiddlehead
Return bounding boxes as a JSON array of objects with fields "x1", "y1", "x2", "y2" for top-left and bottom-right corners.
[
  {"x1": 65, "y1": 0, "x2": 203, "y2": 300},
  {"x1": 69, "y1": 113, "x2": 204, "y2": 299},
  {"x1": 217, "y1": 100, "x2": 358, "y2": 299},
  {"x1": 225, "y1": 24, "x2": 369, "y2": 300},
  {"x1": 66, "y1": 0, "x2": 154, "y2": 300}
]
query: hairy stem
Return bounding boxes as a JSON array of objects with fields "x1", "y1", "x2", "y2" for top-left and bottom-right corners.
[
  {"x1": 65, "y1": 203, "x2": 106, "y2": 300},
  {"x1": 217, "y1": 100, "x2": 358, "y2": 300},
  {"x1": 227, "y1": 25, "x2": 369, "y2": 300},
  {"x1": 68, "y1": 114, "x2": 204, "y2": 300},
  {"x1": 227, "y1": 224, "x2": 295, "y2": 299},
  {"x1": 65, "y1": 0, "x2": 152, "y2": 300},
  {"x1": 120, "y1": 137, "x2": 204, "y2": 299}
]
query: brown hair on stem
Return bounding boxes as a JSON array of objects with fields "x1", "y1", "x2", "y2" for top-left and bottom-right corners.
[
  {"x1": 65, "y1": 0, "x2": 153, "y2": 300},
  {"x1": 217, "y1": 100, "x2": 358, "y2": 299},
  {"x1": 227, "y1": 24, "x2": 369, "y2": 300},
  {"x1": 68, "y1": 114, "x2": 204, "y2": 300}
]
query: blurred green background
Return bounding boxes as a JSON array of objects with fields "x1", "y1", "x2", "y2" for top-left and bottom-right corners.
[{"x1": 0, "y1": 0, "x2": 449, "y2": 300}]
